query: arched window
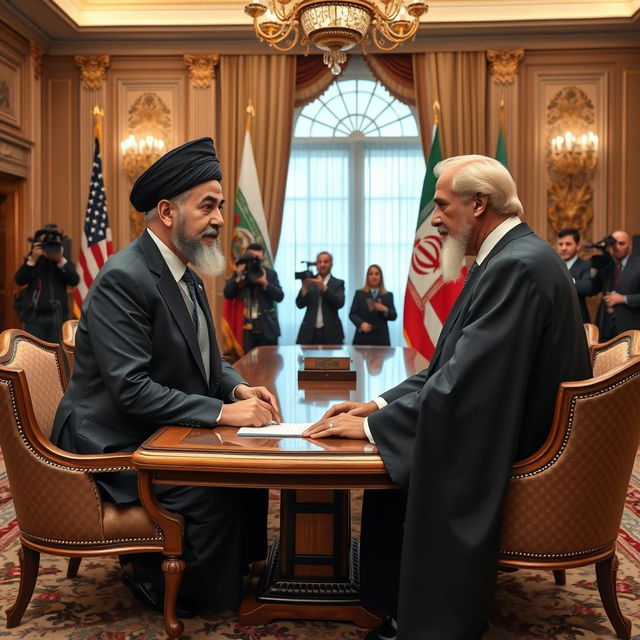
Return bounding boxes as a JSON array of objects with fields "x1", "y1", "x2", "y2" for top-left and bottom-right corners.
[{"x1": 275, "y1": 65, "x2": 425, "y2": 348}]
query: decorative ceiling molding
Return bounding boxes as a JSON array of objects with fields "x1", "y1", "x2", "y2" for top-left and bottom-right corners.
[{"x1": 45, "y1": 0, "x2": 640, "y2": 28}]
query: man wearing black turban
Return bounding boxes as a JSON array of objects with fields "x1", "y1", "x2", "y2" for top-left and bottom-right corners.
[{"x1": 52, "y1": 137, "x2": 280, "y2": 617}]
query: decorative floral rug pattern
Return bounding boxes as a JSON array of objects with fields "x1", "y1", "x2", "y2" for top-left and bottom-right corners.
[{"x1": 0, "y1": 452, "x2": 637, "y2": 639}]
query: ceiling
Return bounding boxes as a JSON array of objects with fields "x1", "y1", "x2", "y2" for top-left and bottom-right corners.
[{"x1": 3, "y1": 0, "x2": 639, "y2": 53}]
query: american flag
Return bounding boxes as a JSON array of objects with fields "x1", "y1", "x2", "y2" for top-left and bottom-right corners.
[{"x1": 74, "y1": 137, "x2": 114, "y2": 311}]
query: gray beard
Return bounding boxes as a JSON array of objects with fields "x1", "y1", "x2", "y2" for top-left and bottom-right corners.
[
  {"x1": 173, "y1": 213, "x2": 225, "y2": 277},
  {"x1": 440, "y1": 228, "x2": 470, "y2": 283}
]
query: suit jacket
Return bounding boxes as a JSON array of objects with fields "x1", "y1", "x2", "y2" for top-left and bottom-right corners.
[
  {"x1": 349, "y1": 290, "x2": 397, "y2": 346},
  {"x1": 295, "y1": 275, "x2": 345, "y2": 344},
  {"x1": 51, "y1": 230, "x2": 246, "y2": 503},
  {"x1": 369, "y1": 223, "x2": 592, "y2": 639},
  {"x1": 568, "y1": 256, "x2": 594, "y2": 323},
  {"x1": 594, "y1": 254, "x2": 640, "y2": 338},
  {"x1": 223, "y1": 267, "x2": 284, "y2": 340}
]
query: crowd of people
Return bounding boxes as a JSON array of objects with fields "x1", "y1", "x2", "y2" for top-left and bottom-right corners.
[{"x1": 9, "y1": 135, "x2": 640, "y2": 639}]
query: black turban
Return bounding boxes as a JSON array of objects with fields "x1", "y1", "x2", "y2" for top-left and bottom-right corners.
[{"x1": 129, "y1": 137, "x2": 222, "y2": 213}]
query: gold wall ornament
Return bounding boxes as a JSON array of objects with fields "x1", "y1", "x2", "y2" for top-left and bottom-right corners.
[
  {"x1": 546, "y1": 86, "x2": 598, "y2": 239},
  {"x1": 30, "y1": 42, "x2": 44, "y2": 81},
  {"x1": 183, "y1": 54, "x2": 219, "y2": 88},
  {"x1": 122, "y1": 92, "x2": 172, "y2": 239},
  {"x1": 245, "y1": 0, "x2": 428, "y2": 75},
  {"x1": 486, "y1": 49, "x2": 524, "y2": 86},
  {"x1": 74, "y1": 55, "x2": 110, "y2": 90}
]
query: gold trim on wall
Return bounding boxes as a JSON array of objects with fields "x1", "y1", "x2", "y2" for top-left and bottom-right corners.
[
  {"x1": 74, "y1": 55, "x2": 110, "y2": 90},
  {"x1": 487, "y1": 49, "x2": 524, "y2": 86},
  {"x1": 546, "y1": 85, "x2": 597, "y2": 239},
  {"x1": 183, "y1": 54, "x2": 219, "y2": 88}
]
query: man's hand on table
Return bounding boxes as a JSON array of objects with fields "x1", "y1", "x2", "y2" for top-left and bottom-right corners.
[
  {"x1": 303, "y1": 414, "x2": 367, "y2": 439},
  {"x1": 218, "y1": 384, "x2": 282, "y2": 426},
  {"x1": 321, "y1": 400, "x2": 379, "y2": 419}
]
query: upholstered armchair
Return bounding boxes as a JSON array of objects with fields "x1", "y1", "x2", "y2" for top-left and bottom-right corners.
[
  {"x1": 500, "y1": 355, "x2": 640, "y2": 639},
  {"x1": 583, "y1": 322, "x2": 599, "y2": 346},
  {"x1": 590, "y1": 330, "x2": 640, "y2": 377},
  {"x1": 61, "y1": 318, "x2": 78, "y2": 374},
  {"x1": 0, "y1": 329, "x2": 177, "y2": 627}
]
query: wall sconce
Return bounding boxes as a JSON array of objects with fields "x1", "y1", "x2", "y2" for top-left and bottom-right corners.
[
  {"x1": 550, "y1": 130, "x2": 598, "y2": 176},
  {"x1": 120, "y1": 134, "x2": 166, "y2": 180}
]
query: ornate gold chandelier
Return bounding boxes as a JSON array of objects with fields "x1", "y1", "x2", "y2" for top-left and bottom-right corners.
[{"x1": 244, "y1": 0, "x2": 428, "y2": 74}]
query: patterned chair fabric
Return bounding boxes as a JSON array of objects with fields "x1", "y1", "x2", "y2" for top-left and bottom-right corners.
[
  {"x1": 0, "y1": 329, "x2": 170, "y2": 629},
  {"x1": 590, "y1": 330, "x2": 640, "y2": 378},
  {"x1": 500, "y1": 355, "x2": 640, "y2": 639}
]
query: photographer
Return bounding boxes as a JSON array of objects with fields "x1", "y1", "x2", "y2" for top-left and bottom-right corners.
[
  {"x1": 14, "y1": 225, "x2": 79, "y2": 343},
  {"x1": 592, "y1": 230, "x2": 640, "y2": 340},
  {"x1": 295, "y1": 251, "x2": 345, "y2": 345},
  {"x1": 223, "y1": 242, "x2": 284, "y2": 352}
]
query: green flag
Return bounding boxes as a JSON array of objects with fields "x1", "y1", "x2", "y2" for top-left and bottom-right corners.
[{"x1": 495, "y1": 126, "x2": 508, "y2": 168}]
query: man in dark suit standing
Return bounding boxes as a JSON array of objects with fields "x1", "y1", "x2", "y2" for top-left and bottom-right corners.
[
  {"x1": 556, "y1": 227, "x2": 594, "y2": 323},
  {"x1": 223, "y1": 242, "x2": 284, "y2": 352},
  {"x1": 295, "y1": 251, "x2": 345, "y2": 344},
  {"x1": 594, "y1": 230, "x2": 640, "y2": 340},
  {"x1": 52, "y1": 138, "x2": 280, "y2": 616},
  {"x1": 304, "y1": 156, "x2": 591, "y2": 640}
]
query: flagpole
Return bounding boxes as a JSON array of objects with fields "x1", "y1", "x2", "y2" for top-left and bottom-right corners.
[
  {"x1": 245, "y1": 99, "x2": 255, "y2": 134},
  {"x1": 93, "y1": 105, "x2": 104, "y2": 147},
  {"x1": 499, "y1": 96, "x2": 505, "y2": 128},
  {"x1": 433, "y1": 99, "x2": 440, "y2": 127}
]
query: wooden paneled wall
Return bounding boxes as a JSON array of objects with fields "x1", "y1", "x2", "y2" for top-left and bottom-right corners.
[{"x1": 1, "y1": 13, "x2": 640, "y2": 333}]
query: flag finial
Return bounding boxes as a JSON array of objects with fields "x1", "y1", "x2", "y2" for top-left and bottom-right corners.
[
  {"x1": 245, "y1": 99, "x2": 255, "y2": 133},
  {"x1": 433, "y1": 100, "x2": 440, "y2": 126},
  {"x1": 92, "y1": 105, "x2": 104, "y2": 146},
  {"x1": 499, "y1": 95, "x2": 505, "y2": 127}
]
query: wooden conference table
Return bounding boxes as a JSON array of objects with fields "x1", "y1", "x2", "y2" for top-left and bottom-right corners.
[{"x1": 132, "y1": 345, "x2": 428, "y2": 639}]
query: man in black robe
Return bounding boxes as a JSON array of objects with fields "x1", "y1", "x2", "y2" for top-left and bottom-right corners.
[
  {"x1": 304, "y1": 155, "x2": 591, "y2": 639},
  {"x1": 52, "y1": 137, "x2": 280, "y2": 616}
]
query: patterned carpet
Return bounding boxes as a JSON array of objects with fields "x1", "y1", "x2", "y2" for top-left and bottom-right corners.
[{"x1": 0, "y1": 451, "x2": 637, "y2": 640}]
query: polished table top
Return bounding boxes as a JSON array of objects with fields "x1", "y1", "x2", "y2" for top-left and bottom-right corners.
[{"x1": 132, "y1": 345, "x2": 427, "y2": 486}]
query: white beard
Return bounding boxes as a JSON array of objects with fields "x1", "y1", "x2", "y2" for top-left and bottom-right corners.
[
  {"x1": 440, "y1": 226, "x2": 470, "y2": 283},
  {"x1": 173, "y1": 212, "x2": 226, "y2": 277}
]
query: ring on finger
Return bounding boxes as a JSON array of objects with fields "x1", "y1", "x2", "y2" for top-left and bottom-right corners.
[{"x1": 329, "y1": 422, "x2": 335, "y2": 429}]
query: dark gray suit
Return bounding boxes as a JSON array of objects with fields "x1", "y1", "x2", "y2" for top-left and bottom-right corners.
[
  {"x1": 349, "y1": 290, "x2": 397, "y2": 346},
  {"x1": 52, "y1": 230, "x2": 267, "y2": 610},
  {"x1": 568, "y1": 256, "x2": 594, "y2": 323},
  {"x1": 594, "y1": 254, "x2": 640, "y2": 340},
  {"x1": 360, "y1": 223, "x2": 592, "y2": 639},
  {"x1": 295, "y1": 275, "x2": 345, "y2": 344}
]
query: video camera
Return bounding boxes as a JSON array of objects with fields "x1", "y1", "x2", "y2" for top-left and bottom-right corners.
[
  {"x1": 235, "y1": 252, "x2": 263, "y2": 284},
  {"x1": 28, "y1": 224, "x2": 66, "y2": 258},
  {"x1": 585, "y1": 235, "x2": 615, "y2": 269},
  {"x1": 295, "y1": 260, "x2": 317, "y2": 280}
]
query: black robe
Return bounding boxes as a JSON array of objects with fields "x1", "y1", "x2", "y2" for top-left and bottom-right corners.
[{"x1": 363, "y1": 223, "x2": 592, "y2": 639}]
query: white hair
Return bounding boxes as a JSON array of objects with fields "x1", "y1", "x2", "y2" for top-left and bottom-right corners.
[
  {"x1": 434, "y1": 155, "x2": 523, "y2": 218},
  {"x1": 144, "y1": 189, "x2": 191, "y2": 223}
]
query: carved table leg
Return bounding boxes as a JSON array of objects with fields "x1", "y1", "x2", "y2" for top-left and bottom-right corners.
[{"x1": 163, "y1": 557, "x2": 186, "y2": 640}]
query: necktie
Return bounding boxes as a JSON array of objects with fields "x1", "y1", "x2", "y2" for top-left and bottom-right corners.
[
  {"x1": 182, "y1": 268, "x2": 200, "y2": 332},
  {"x1": 371, "y1": 289, "x2": 379, "y2": 300},
  {"x1": 614, "y1": 261, "x2": 622, "y2": 289},
  {"x1": 464, "y1": 261, "x2": 479, "y2": 285}
]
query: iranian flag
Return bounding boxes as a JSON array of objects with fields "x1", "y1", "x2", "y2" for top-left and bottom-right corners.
[
  {"x1": 403, "y1": 125, "x2": 466, "y2": 360},
  {"x1": 221, "y1": 124, "x2": 274, "y2": 359}
]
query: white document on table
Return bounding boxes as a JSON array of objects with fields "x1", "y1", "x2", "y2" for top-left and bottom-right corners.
[{"x1": 236, "y1": 423, "x2": 312, "y2": 438}]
